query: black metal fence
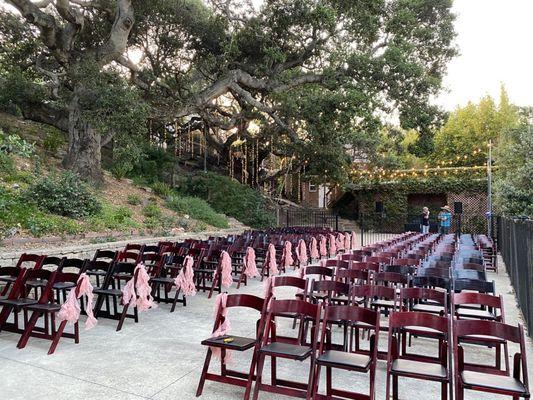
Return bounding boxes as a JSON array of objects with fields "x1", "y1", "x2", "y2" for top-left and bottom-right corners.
[
  {"x1": 282, "y1": 209, "x2": 339, "y2": 231},
  {"x1": 497, "y1": 217, "x2": 533, "y2": 334}
]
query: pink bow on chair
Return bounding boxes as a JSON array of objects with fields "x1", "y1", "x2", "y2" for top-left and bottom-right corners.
[
  {"x1": 210, "y1": 293, "x2": 232, "y2": 364},
  {"x1": 244, "y1": 247, "x2": 259, "y2": 278},
  {"x1": 310, "y1": 237, "x2": 320, "y2": 259},
  {"x1": 297, "y1": 239, "x2": 308, "y2": 266},
  {"x1": 57, "y1": 273, "x2": 97, "y2": 330},
  {"x1": 329, "y1": 234, "x2": 337, "y2": 257},
  {"x1": 344, "y1": 234, "x2": 351, "y2": 251},
  {"x1": 319, "y1": 235, "x2": 327, "y2": 257},
  {"x1": 175, "y1": 256, "x2": 197, "y2": 296},
  {"x1": 122, "y1": 264, "x2": 156, "y2": 312},
  {"x1": 336, "y1": 233, "x2": 345, "y2": 251},
  {"x1": 351, "y1": 231, "x2": 358, "y2": 250},
  {"x1": 220, "y1": 251, "x2": 233, "y2": 289},
  {"x1": 267, "y1": 243, "x2": 278, "y2": 275},
  {"x1": 282, "y1": 241, "x2": 294, "y2": 268}
]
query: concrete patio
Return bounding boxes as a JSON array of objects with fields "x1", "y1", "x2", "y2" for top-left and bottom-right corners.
[{"x1": 0, "y1": 257, "x2": 531, "y2": 400}]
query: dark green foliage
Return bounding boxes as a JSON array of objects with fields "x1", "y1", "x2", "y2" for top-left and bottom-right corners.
[
  {"x1": 142, "y1": 203, "x2": 162, "y2": 219},
  {"x1": 0, "y1": 152, "x2": 15, "y2": 177},
  {"x1": 166, "y1": 194, "x2": 229, "y2": 228},
  {"x1": 151, "y1": 181, "x2": 173, "y2": 198},
  {"x1": 127, "y1": 194, "x2": 142, "y2": 205},
  {"x1": 43, "y1": 130, "x2": 65, "y2": 153},
  {"x1": 23, "y1": 172, "x2": 102, "y2": 219},
  {"x1": 180, "y1": 172, "x2": 274, "y2": 228},
  {"x1": 127, "y1": 145, "x2": 175, "y2": 184}
]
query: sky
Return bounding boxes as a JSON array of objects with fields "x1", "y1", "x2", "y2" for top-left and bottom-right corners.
[{"x1": 434, "y1": 0, "x2": 533, "y2": 110}]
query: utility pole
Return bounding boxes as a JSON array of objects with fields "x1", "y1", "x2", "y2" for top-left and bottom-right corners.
[{"x1": 487, "y1": 139, "x2": 493, "y2": 237}]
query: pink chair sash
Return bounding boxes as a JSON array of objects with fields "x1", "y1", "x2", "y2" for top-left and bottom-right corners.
[
  {"x1": 282, "y1": 241, "x2": 294, "y2": 268},
  {"x1": 351, "y1": 231, "x2": 358, "y2": 250},
  {"x1": 210, "y1": 293, "x2": 232, "y2": 364},
  {"x1": 296, "y1": 239, "x2": 308, "y2": 266},
  {"x1": 344, "y1": 233, "x2": 351, "y2": 251},
  {"x1": 122, "y1": 264, "x2": 156, "y2": 312},
  {"x1": 244, "y1": 247, "x2": 259, "y2": 278},
  {"x1": 174, "y1": 255, "x2": 196, "y2": 296},
  {"x1": 329, "y1": 234, "x2": 337, "y2": 257},
  {"x1": 267, "y1": 243, "x2": 278, "y2": 275},
  {"x1": 220, "y1": 251, "x2": 233, "y2": 288},
  {"x1": 310, "y1": 237, "x2": 319, "y2": 259},
  {"x1": 336, "y1": 233, "x2": 345, "y2": 250},
  {"x1": 319, "y1": 235, "x2": 327, "y2": 257},
  {"x1": 57, "y1": 273, "x2": 97, "y2": 330}
]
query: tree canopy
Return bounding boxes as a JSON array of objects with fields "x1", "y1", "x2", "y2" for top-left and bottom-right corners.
[{"x1": 0, "y1": 0, "x2": 457, "y2": 184}]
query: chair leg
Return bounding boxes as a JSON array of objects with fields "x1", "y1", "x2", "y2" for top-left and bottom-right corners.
[
  {"x1": 326, "y1": 366, "x2": 332, "y2": 396},
  {"x1": 195, "y1": 348, "x2": 212, "y2": 397},
  {"x1": 385, "y1": 370, "x2": 391, "y2": 400},
  {"x1": 392, "y1": 375, "x2": 399, "y2": 400},
  {"x1": 244, "y1": 346, "x2": 259, "y2": 400},
  {"x1": 48, "y1": 319, "x2": 68, "y2": 355},
  {"x1": 252, "y1": 354, "x2": 266, "y2": 400},
  {"x1": 441, "y1": 382, "x2": 447, "y2": 400},
  {"x1": 116, "y1": 303, "x2": 130, "y2": 331},
  {"x1": 305, "y1": 358, "x2": 315, "y2": 400},
  {"x1": 170, "y1": 288, "x2": 181, "y2": 313},
  {"x1": 17, "y1": 310, "x2": 42, "y2": 349},
  {"x1": 311, "y1": 364, "x2": 322, "y2": 400}
]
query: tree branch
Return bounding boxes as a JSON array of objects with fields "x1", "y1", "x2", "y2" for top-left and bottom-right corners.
[
  {"x1": 7, "y1": 0, "x2": 58, "y2": 48},
  {"x1": 97, "y1": 0, "x2": 134, "y2": 63}
]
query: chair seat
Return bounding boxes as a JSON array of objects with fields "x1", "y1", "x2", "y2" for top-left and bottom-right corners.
[
  {"x1": 150, "y1": 277, "x2": 175, "y2": 284},
  {"x1": 25, "y1": 279, "x2": 47, "y2": 287},
  {"x1": 412, "y1": 304, "x2": 445, "y2": 314},
  {"x1": 403, "y1": 325, "x2": 443, "y2": 336},
  {"x1": 457, "y1": 308, "x2": 495, "y2": 320},
  {"x1": 53, "y1": 282, "x2": 76, "y2": 290},
  {"x1": 93, "y1": 288, "x2": 122, "y2": 296},
  {"x1": 0, "y1": 276, "x2": 17, "y2": 283},
  {"x1": 25, "y1": 303, "x2": 62, "y2": 312},
  {"x1": 86, "y1": 270, "x2": 107, "y2": 276},
  {"x1": 259, "y1": 342, "x2": 312, "y2": 361},
  {"x1": 462, "y1": 371, "x2": 527, "y2": 394},
  {"x1": 331, "y1": 295, "x2": 350, "y2": 303},
  {"x1": 317, "y1": 350, "x2": 371, "y2": 370},
  {"x1": 371, "y1": 299, "x2": 395, "y2": 308},
  {"x1": 114, "y1": 273, "x2": 132, "y2": 280},
  {"x1": 459, "y1": 334, "x2": 506, "y2": 344},
  {"x1": 391, "y1": 359, "x2": 447, "y2": 379},
  {"x1": 201, "y1": 335, "x2": 256, "y2": 351},
  {"x1": 0, "y1": 298, "x2": 39, "y2": 307}
]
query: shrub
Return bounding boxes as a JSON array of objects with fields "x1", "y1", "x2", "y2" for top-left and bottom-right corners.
[
  {"x1": 87, "y1": 203, "x2": 139, "y2": 231},
  {"x1": 0, "y1": 130, "x2": 35, "y2": 157},
  {"x1": 23, "y1": 172, "x2": 101, "y2": 218},
  {"x1": 43, "y1": 130, "x2": 65, "y2": 153},
  {"x1": 152, "y1": 181, "x2": 173, "y2": 198},
  {"x1": 127, "y1": 194, "x2": 141, "y2": 205},
  {"x1": 180, "y1": 172, "x2": 274, "y2": 228},
  {"x1": 142, "y1": 203, "x2": 162, "y2": 219},
  {"x1": 110, "y1": 161, "x2": 133, "y2": 180},
  {"x1": 0, "y1": 152, "x2": 16, "y2": 177},
  {"x1": 167, "y1": 194, "x2": 229, "y2": 228}
]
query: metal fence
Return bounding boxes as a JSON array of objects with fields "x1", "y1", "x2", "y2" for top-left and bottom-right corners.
[
  {"x1": 497, "y1": 217, "x2": 533, "y2": 334},
  {"x1": 282, "y1": 209, "x2": 339, "y2": 230}
]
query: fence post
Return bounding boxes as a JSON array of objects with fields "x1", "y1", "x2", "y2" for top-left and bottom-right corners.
[
  {"x1": 360, "y1": 212, "x2": 364, "y2": 247},
  {"x1": 335, "y1": 213, "x2": 339, "y2": 232}
]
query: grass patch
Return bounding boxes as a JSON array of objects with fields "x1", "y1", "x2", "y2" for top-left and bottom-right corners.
[{"x1": 167, "y1": 194, "x2": 228, "y2": 228}]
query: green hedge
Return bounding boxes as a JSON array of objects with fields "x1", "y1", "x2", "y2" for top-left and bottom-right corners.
[{"x1": 166, "y1": 194, "x2": 229, "y2": 229}]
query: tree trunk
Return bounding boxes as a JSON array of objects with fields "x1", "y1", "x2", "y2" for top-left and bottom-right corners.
[{"x1": 62, "y1": 93, "x2": 103, "y2": 184}]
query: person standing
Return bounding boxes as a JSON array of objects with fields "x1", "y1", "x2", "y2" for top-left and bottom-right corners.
[
  {"x1": 438, "y1": 206, "x2": 452, "y2": 234},
  {"x1": 421, "y1": 207, "x2": 430, "y2": 234}
]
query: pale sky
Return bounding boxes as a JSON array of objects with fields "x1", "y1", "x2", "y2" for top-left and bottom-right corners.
[{"x1": 435, "y1": 0, "x2": 533, "y2": 110}]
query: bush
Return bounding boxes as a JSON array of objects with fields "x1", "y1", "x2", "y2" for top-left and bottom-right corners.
[
  {"x1": 110, "y1": 162, "x2": 133, "y2": 180},
  {"x1": 23, "y1": 172, "x2": 102, "y2": 218},
  {"x1": 180, "y1": 172, "x2": 274, "y2": 228},
  {"x1": 142, "y1": 203, "x2": 162, "y2": 219},
  {"x1": 43, "y1": 130, "x2": 65, "y2": 153},
  {"x1": 167, "y1": 194, "x2": 229, "y2": 228},
  {"x1": 127, "y1": 194, "x2": 141, "y2": 205},
  {"x1": 0, "y1": 129, "x2": 35, "y2": 157},
  {"x1": 0, "y1": 152, "x2": 16, "y2": 177},
  {"x1": 152, "y1": 181, "x2": 173, "y2": 198},
  {"x1": 87, "y1": 203, "x2": 139, "y2": 231}
]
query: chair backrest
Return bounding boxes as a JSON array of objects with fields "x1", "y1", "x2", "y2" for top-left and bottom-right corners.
[
  {"x1": 15, "y1": 253, "x2": 45, "y2": 269},
  {"x1": 304, "y1": 266, "x2": 334, "y2": 279},
  {"x1": 459, "y1": 262, "x2": 485, "y2": 272},
  {"x1": 92, "y1": 249, "x2": 117, "y2": 262},
  {"x1": 417, "y1": 267, "x2": 450, "y2": 278},
  {"x1": 453, "y1": 319, "x2": 523, "y2": 344},
  {"x1": 393, "y1": 258, "x2": 419, "y2": 267},
  {"x1": 117, "y1": 251, "x2": 141, "y2": 263},
  {"x1": 381, "y1": 264, "x2": 416, "y2": 276},
  {"x1": 453, "y1": 278, "x2": 495, "y2": 294},
  {"x1": 124, "y1": 243, "x2": 144, "y2": 253},
  {"x1": 41, "y1": 256, "x2": 65, "y2": 272},
  {"x1": 400, "y1": 287, "x2": 447, "y2": 312},
  {"x1": 266, "y1": 276, "x2": 307, "y2": 298},
  {"x1": 389, "y1": 311, "x2": 449, "y2": 334},
  {"x1": 265, "y1": 299, "x2": 322, "y2": 343},
  {"x1": 374, "y1": 271, "x2": 408, "y2": 287},
  {"x1": 351, "y1": 284, "x2": 396, "y2": 302},
  {"x1": 311, "y1": 280, "x2": 349, "y2": 302},
  {"x1": 60, "y1": 258, "x2": 87, "y2": 274},
  {"x1": 336, "y1": 268, "x2": 369, "y2": 285},
  {"x1": 323, "y1": 304, "x2": 379, "y2": 328},
  {"x1": 412, "y1": 275, "x2": 451, "y2": 291},
  {"x1": 351, "y1": 261, "x2": 379, "y2": 272},
  {"x1": 452, "y1": 292, "x2": 503, "y2": 311}
]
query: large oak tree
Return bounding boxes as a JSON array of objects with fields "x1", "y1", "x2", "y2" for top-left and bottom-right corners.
[{"x1": 0, "y1": 0, "x2": 457, "y2": 184}]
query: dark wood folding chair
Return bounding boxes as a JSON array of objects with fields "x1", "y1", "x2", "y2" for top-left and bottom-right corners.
[
  {"x1": 311, "y1": 305, "x2": 380, "y2": 400},
  {"x1": 88, "y1": 250, "x2": 117, "y2": 287},
  {"x1": 252, "y1": 299, "x2": 322, "y2": 400},
  {"x1": 150, "y1": 255, "x2": 189, "y2": 312},
  {"x1": 16, "y1": 269, "x2": 83, "y2": 354},
  {"x1": 196, "y1": 294, "x2": 265, "y2": 400},
  {"x1": 0, "y1": 266, "x2": 24, "y2": 296},
  {"x1": 92, "y1": 261, "x2": 139, "y2": 331},
  {"x1": 452, "y1": 291, "x2": 509, "y2": 374},
  {"x1": 386, "y1": 312, "x2": 452, "y2": 400},
  {"x1": 454, "y1": 319, "x2": 530, "y2": 400}
]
